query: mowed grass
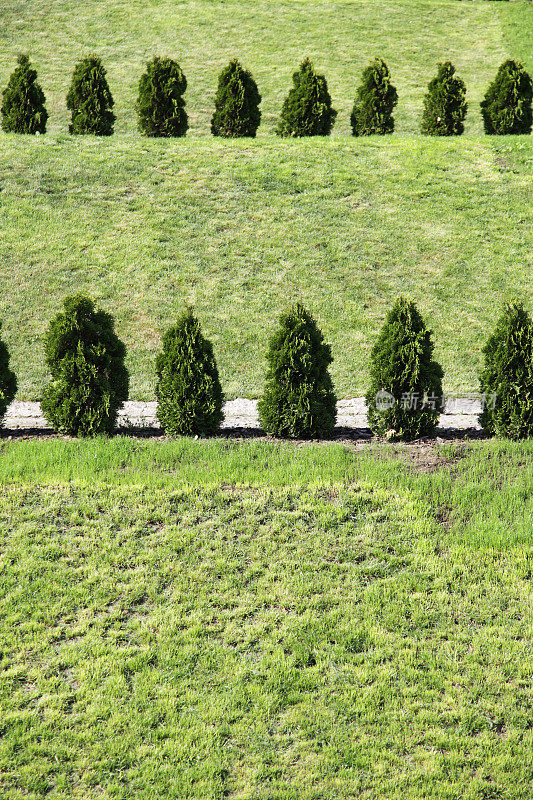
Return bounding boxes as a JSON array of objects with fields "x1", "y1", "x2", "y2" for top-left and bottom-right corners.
[
  {"x1": 0, "y1": 135, "x2": 531, "y2": 399},
  {"x1": 0, "y1": 438, "x2": 532, "y2": 798},
  {"x1": 0, "y1": 0, "x2": 531, "y2": 399}
]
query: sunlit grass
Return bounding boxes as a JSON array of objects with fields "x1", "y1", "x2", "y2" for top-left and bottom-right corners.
[
  {"x1": 0, "y1": 1, "x2": 531, "y2": 400},
  {"x1": 0, "y1": 437, "x2": 531, "y2": 798},
  {"x1": 0, "y1": 134, "x2": 531, "y2": 399}
]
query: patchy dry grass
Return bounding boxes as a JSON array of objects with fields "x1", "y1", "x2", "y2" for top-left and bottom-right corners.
[{"x1": 0, "y1": 437, "x2": 532, "y2": 798}]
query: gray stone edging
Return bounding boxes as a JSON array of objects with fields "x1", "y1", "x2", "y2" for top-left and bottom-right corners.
[{"x1": 2, "y1": 398, "x2": 483, "y2": 432}]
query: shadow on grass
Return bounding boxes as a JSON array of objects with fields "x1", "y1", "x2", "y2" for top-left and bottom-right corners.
[{"x1": 0, "y1": 424, "x2": 488, "y2": 444}]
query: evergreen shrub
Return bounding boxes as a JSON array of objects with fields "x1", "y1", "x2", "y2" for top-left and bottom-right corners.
[
  {"x1": 155, "y1": 308, "x2": 223, "y2": 435},
  {"x1": 258, "y1": 303, "x2": 336, "y2": 438},
  {"x1": 366, "y1": 297, "x2": 444, "y2": 440},
  {"x1": 421, "y1": 61, "x2": 467, "y2": 136},
  {"x1": 350, "y1": 57, "x2": 398, "y2": 136},
  {"x1": 211, "y1": 59, "x2": 261, "y2": 137},
  {"x1": 277, "y1": 58, "x2": 337, "y2": 137},
  {"x1": 1, "y1": 55, "x2": 48, "y2": 134},
  {"x1": 0, "y1": 323, "x2": 17, "y2": 423},
  {"x1": 137, "y1": 56, "x2": 188, "y2": 137},
  {"x1": 41, "y1": 294, "x2": 128, "y2": 436},
  {"x1": 67, "y1": 56, "x2": 115, "y2": 135},
  {"x1": 481, "y1": 60, "x2": 533, "y2": 135},
  {"x1": 479, "y1": 301, "x2": 533, "y2": 439}
]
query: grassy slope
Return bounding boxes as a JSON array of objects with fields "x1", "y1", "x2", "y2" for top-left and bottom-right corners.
[
  {"x1": 2, "y1": 0, "x2": 530, "y2": 137},
  {"x1": 0, "y1": 0, "x2": 531, "y2": 400},
  {"x1": 0, "y1": 438, "x2": 532, "y2": 799}
]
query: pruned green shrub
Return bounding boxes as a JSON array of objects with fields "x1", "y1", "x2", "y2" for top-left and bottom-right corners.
[
  {"x1": 366, "y1": 297, "x2": 444, "y2": 440},
  {"x1": 480, "y1": 60, "x2": 533, "y2": 135},
  {"x1": 350, "y1": 57, "x2": 398, "y2": 136},
  {"x1": 479, "y1": 301, "x2": 533, "y2": 439},
  {"x1": 67, "y1": 56, "x2": 115, "y2": 135},
  {"x1": 0, "y1": 323, "x2": 17, "y2": 423},
  {"x1": 41, "y1": 294, "x2": 128, "y2": 436},
  {"x1": 258, "y1": 303, "x2": 336, "y2": 438},
  {"x1": 137, "y1": 56, "x2": 188, "y2": 137},
  {"x1": 421, "y1": 61, "x2": 467, "y2": 136},
  {"x1": 1, "y1": 55, "x2": 48, "y2": 134},
  {"x1": 277, "y1": 58, "x2": 337, "y2": 137},
  {"x1": 211, "y1": 59, "x2": 261, "y2": 138},
  {"x1": 155, "y1": 308, "x2": 223, "y2": 435}
]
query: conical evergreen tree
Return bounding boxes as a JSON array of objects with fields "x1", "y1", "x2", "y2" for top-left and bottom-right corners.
[
  {"x1": 1, "y1": 55, "x2": 48, "y2": 134},
  {"x1": 41, "y1": 294, "x2": 129, "y2": 436},
  {"x1": 277, "y1": 58, "x2": 337, "y2": 137},
  {"x1": 211, "y1": 59, "x2": 261, "y2": 137},
  {"x1": 421, "y1": 61, "x2": 467, "y2": 136},
  {"x1": 366, "y1": 297, "x2": 444, "y2": 440},
  {"x1": 479, "y1": 301, "x2": 533, "y2": 439},
  {"x1": 350, "y1": 57, "x2": 398, "y2": 136},
  {"x1": 67, "y1": 56, "x2": 115, "y2": 135},
  {"x1": 480, "y1": 60, "x2": 533, "y2": 135},
  {"x1": 258, "y1": 303, "x2": 336, "y2": 438},
  {"x1": 155, "y1": 308, "x2": 224, "y2": 436},
  {"x1": 0, "y1": 322, "x2": 17, "y2": 423},
  {"x1": 137, "y1": 56, "x2": 188, "y2": 137}
]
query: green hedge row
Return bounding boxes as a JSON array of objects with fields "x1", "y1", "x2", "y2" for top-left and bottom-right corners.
[
  {"x1": 2, "y1": 55, "x2": 532, "y2": 137},
  {"x1": 1, "y1": 295, "x2": 532, "y2": 441}
]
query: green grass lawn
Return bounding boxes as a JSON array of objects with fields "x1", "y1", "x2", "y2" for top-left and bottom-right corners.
[
  {"x1": 0, "y1": 0, "x2": 531, "y2": 400},
  {"x1": 1, "y1": 4, "x2": 532, "y2": 797},
  {"x1": 0, "y1": 437, "x2": 531, "y2": 798},
  {"x1": 0, "y1": 134, "x2": 531, "y2": 399}
]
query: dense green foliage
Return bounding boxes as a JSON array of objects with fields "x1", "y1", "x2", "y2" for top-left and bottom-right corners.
[
  {"x1": 258, "y1": 303, "x2": 336, "y2": 438},
  {"x1": 0, "y1": 55, "x2": 48, "y2": 134},
  {"x1": 421, "y1": 61, "x2": 467, "y2": 136},
  {"x1": 479, "y1": 301, "x2": 533, "y2": 439},
  {"x1": 277, "y1": 58, "x2": 337, "y2": 137},
  {"x1": 155, "y1": 307, "x2": 223, "y2": 435},
  {"x1": 0, "y1": 323, "x2": 17, "y2": 422},
  {"x1": 211, "y1": 59, "x2": 261, "y2": 137},
  {"x1": 137, "y1": 56, "x2": 188, "y2": 137},
  {"x1": 480, "y1": 59, "x2": 533, "y2": 134},
  {"x1": 66, "y1": 56, "x2": 115, "y2": 135},
  {"x1": 366, "y1": 297, "x2": 444, "y2": 440},
  {"x1": 350, "y1": 57, "x2": 398, "y2": 135},
  {"x1": 41, "y1": 294, "x2": 128, "y2": 436}
]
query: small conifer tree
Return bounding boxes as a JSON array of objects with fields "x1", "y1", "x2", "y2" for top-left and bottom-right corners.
[
  {"x1": 479, "y1": 301, "x2": 533, "y2": 439},
  {"x1": 277, "y1": 58, "x2": 337, "y2": 137},
  {"x1": 155, "y1": 308, "x2": 223, "y2": 436},
  {"x1": 66, "y1": 56, "x2": 115, "y2": 135},
  {"x1": 137, "y1": 56, "x2": 188, "y2": 137},
  {"x1": 0, "y1": 323, "x2": 17, "y2": 423},
  {"x1": 421, "y1": 61, "x2": 467, "y2": 136},
  {"x1": 350, "y1": 57, "x2": 398, "y2": 136},
  {"x1": 1, "y1": 55, "x2": 48, "y2": 134},
  {"x1": 366, "y1": 297, "x2": 444, "y2": 440},
  {"x1": 258, "y1": 303, "x2": 336, "y2": 438},
  {"x1": 211, "y1": 59, "x2": 261, "y2": 137},
  {"x1": 480, "y1": 60, "x2": 533, "y2": 135},
  {"x1": 41, "y1": 294, "x2": 128, "y2": 436}
]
